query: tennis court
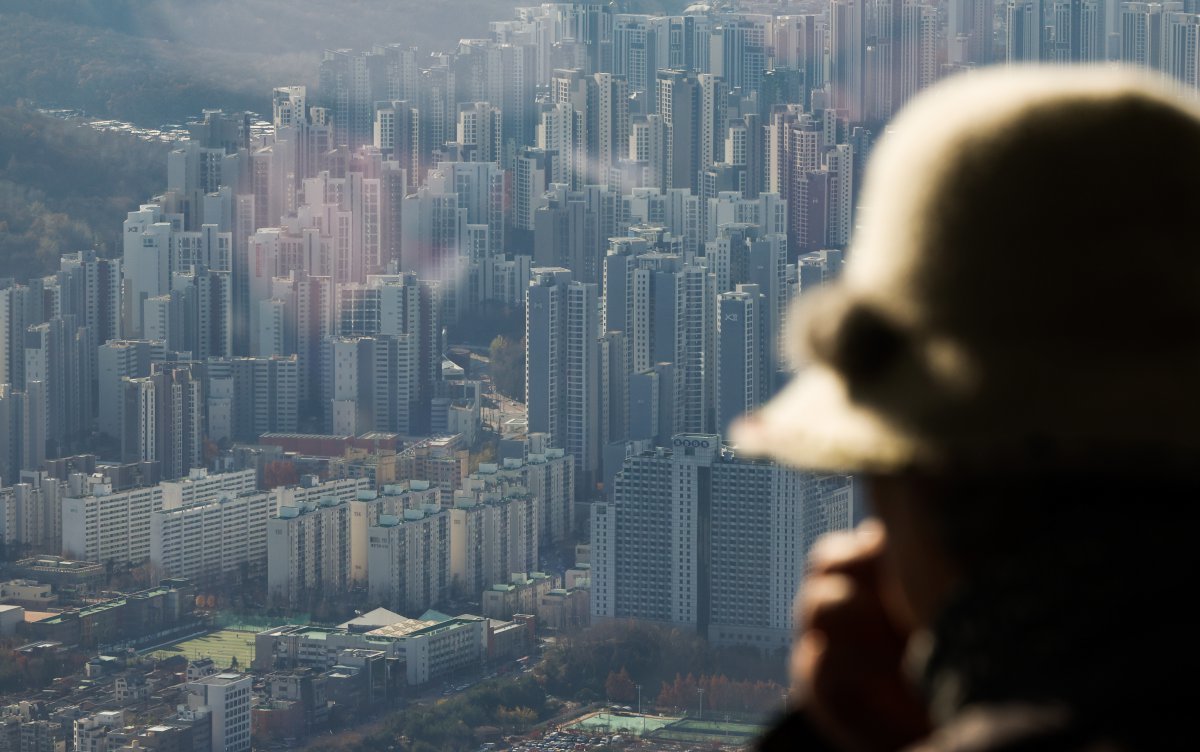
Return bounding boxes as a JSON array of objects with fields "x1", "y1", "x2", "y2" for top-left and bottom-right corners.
[
  {"x1": 569, "y1": 711, "x2": 761, "y2": 745},
  {"x1": 647, "y1": 717, "x2": 763, "y2": 744},
  {"x1": 569, "y1": 711, "x2": 673, "y2": 736}
]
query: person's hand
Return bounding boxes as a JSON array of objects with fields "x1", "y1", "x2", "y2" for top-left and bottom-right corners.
[{"x1": 789, "y1": 521, "x2": 932, "y2": 751}]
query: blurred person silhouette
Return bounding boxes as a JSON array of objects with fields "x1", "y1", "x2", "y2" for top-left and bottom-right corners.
[{"x1": 734, "y1": 67, "x2": 1198, "y2": 751}]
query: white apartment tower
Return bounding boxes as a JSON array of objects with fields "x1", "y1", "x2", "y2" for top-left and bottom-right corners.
[
  {"x1": 187, "y1": 673, "x2": 251, "y2": 752},
  {"x1": 672, "y1": 264, "x2": 717, "y2": 436},
  {"x1": 525, "y1": 269, "x2": 601, "y2": 492},
  {"x1": 367, "y1": 504, "x2": 451, "y2": 614},
  {"x1": 449, "y1": 483, "x2": 536, "y2": 599},
  {"x1": 62, "y1": 482, "x2": 164, "y2": 566},
  {"x1": 267, "y1": 497, "x2": 353, "y2": 607},
  {"x1": 151, "y1": 490, "x2": 273, "y2": 585},
  {"x1": 831, "y1": 0, "x2": 866, "y2": 123}
]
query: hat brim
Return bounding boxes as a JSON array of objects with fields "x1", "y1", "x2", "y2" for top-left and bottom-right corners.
[{"x1": 730, "y1": 364, "x2": 926, "y2": 474}]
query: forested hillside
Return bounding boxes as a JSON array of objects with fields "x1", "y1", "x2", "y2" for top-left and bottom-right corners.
[
  {"x1": 0, "y1": 0, "x2": 695, "y2": 280},
  {"x1": 0, "y1": 108, "x2": 168, "y2": 280},
  {"x1": 0, "y1": 10, "x2": 275, "y2": 125}
]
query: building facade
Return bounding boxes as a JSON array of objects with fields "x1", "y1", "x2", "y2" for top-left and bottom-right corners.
[{"x1": 591, "y1": 434, "x2": 859, "y2": 649}]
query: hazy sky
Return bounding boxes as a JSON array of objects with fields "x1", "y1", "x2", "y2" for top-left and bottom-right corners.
[
  {"x1": 143, "y1": 1, "x2": 526, "y2": 56},
  {"x1": 0, "y1": 1, "x2": 692, "y2": 121},
  {"x1": 0, "y1": 1, "x2": 523, "y2": 97},
  {"x1": 117, "y1": 0, "x2": 531, "y2": 90}
]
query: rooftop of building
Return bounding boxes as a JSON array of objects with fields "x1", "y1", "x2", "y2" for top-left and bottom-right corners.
[
  {"x1": 400, "y1": 616, "x2": 484, "y2": 639},
  {"x1": 381, "y1": 480, "x2": 433, "y2": 493},
  {"x1": 293, "y1": 627, "x2": 337, "y2": 640},
  {"x1": 338, "y1": 608, "x2": 406, "y2": 630},
  {"x1": 372, "y1": 505, "x2": 444, "y2": 526},
  {"x1": 191, "y1": 672, "x2": 247, "y2": 686},
  {"x1": 364, "y1": 616, "x2": 439, "y2": 639},
  {"x1": 15, "y1": 556, "x2": 104, "y2": 573},
  {"x1": 33, "y1": 585, "x2": 178, "y2": 625},
  {"x1": 399, "y1": 434, "x2": 464, "y2": 454},
  {"x1": 0, "y1": 578, "x2": 46, "y2": 587},
  {"x1": 275, "y1": 496, "x2": 346, "y2": 518}
]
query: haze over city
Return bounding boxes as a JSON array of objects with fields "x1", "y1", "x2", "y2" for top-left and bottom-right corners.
[{"x1": 0, "y1": 1, "x2": 1192, "y2": 750}]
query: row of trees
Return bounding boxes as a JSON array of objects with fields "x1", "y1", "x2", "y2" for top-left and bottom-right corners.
[
  {"x1": 600, "y1": 666, "x2": 787, "y2": 714},
  {"x1": 489, "y1": 335, "x2": 525, "y2": 401},
  {"x1": 654, "y1": 673, "x2": 786, "y2": 716},
  {"x1": 538, "y1": 621, "x2": 787, "y2": 708},
  {"x1": 605, "y1": 666, "x2": 786, "y2": 717},
  {"x1": 0, "y1": 10, "x2": 271, "y2": 125},
  {"x1": 307, "y1": 676, "x2": 554, "y2": 752}
]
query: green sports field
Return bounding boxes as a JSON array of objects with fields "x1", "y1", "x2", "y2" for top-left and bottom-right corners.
[
  {"x1": 150, "y1": 628, "x2": 256, "y2": 669},
  {"x1": 646, "y1": 717, "x2": 763, "y2": 744}
]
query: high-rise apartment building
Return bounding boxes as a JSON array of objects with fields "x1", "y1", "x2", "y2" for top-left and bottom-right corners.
[
  {"x1": 367, "y1": 504, "x2": 451, "y2": 614},
  {"x1": 614, "y1": 14, "x2": 660, "y2": 96},
  {"x1": 267, "y1": 496, "x2": 354, "y2": 607},
  {"x1": 831, "y1": 0, "x2": 867, "y2": 123},
  {"x1": 449, "y1": 480, "x2": 536, "y2": 599},
  {"x1": 592, "y1": 435, "x2": 859, "y2": 649},
  {"x1": 771, "y1": 15, "x2": 825, "y2": 107},
  {"x1": 672, "y1": 264, "x2": 718, "y2": 435},
  {"x1": 709, "y1": 16, "x2": 770, "y2": 93},
  {"x1": 899, "y1": 1, "x2": 938, "y2": 108},
  {"x1": 656, "y1": 69, "x2": 702, "y2": 191},
  {"x1": 97, "y1": 340, "x2": 168, "y2": 439},
  {"x1": 62, "y1": 469, "x2": 259, "y2": 570},
  {"x1": 150, "y1": 489, "x2": 272, "y2": 585},
  {"x1": 205, "y1": 356, "x2": 299, "y2": 444},
  {"x1": 0, "y1": 475, "x2": 65, "y2": 555},
  {"x1": 533, "y1": 184, "x2": 618, "y2": 285},
  {"x1": 186, "y1": 673, "x2": 251, "y2": 752},
  {"x1": 500, "y1": 433, "x2": 576, "y2": 545},
  {"x1": 0, "y1": 383, "x2": 44, "y2": 482},
  {"x1": 119, "y1": 364, "x2": 205, "y2": 481},
  {"x1": 1163, "y1": 10, "x2": 1200, "y2": 87},
  {"x1": 951, "y1": 0, "x2": 996, "y2": 66},
  {"x1": 321, "y1": 334, "x2": 417, "y2": 436},
  {"x1": 58, "y1": 251, "x2": 122, "y2": 347},
  {"x1": 716, "y1": 285, "x2": 767, "y2": 436},
  {"x1": 400, "y1": 187, "x2": 467, "y2": 321},
  {"x1": 160, "y1": 468, "x2": 258, "y2": 507},
  {"x1": 24, "y1": 316, "x2": 93, "y2": 458},
  {"x1": 265, "y1": 478, "x2": 409, "y2": 608},
  {"x1": 122, "y1": 204, "x2": 184, "y2": 339},
  {"x1": 1007, "y1": 0, "x2": 1047, "y2": 61},
  {"x1": 526, "y1": 269, "x2": 601, "y2": 492},
  {"x1": 62, "y1": 480, "x2": 163, "y2": 566},
  {"x1": 455, "y1": 102, "x2": 504, "y2": 165},
  {"x1": 0, "y1": 280, "x2": 40, "y2": 391}
]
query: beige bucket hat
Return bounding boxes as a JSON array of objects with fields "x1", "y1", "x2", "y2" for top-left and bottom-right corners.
[{"x1": 732, "y1": 67, "x2": 1200, "y2": 475}]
